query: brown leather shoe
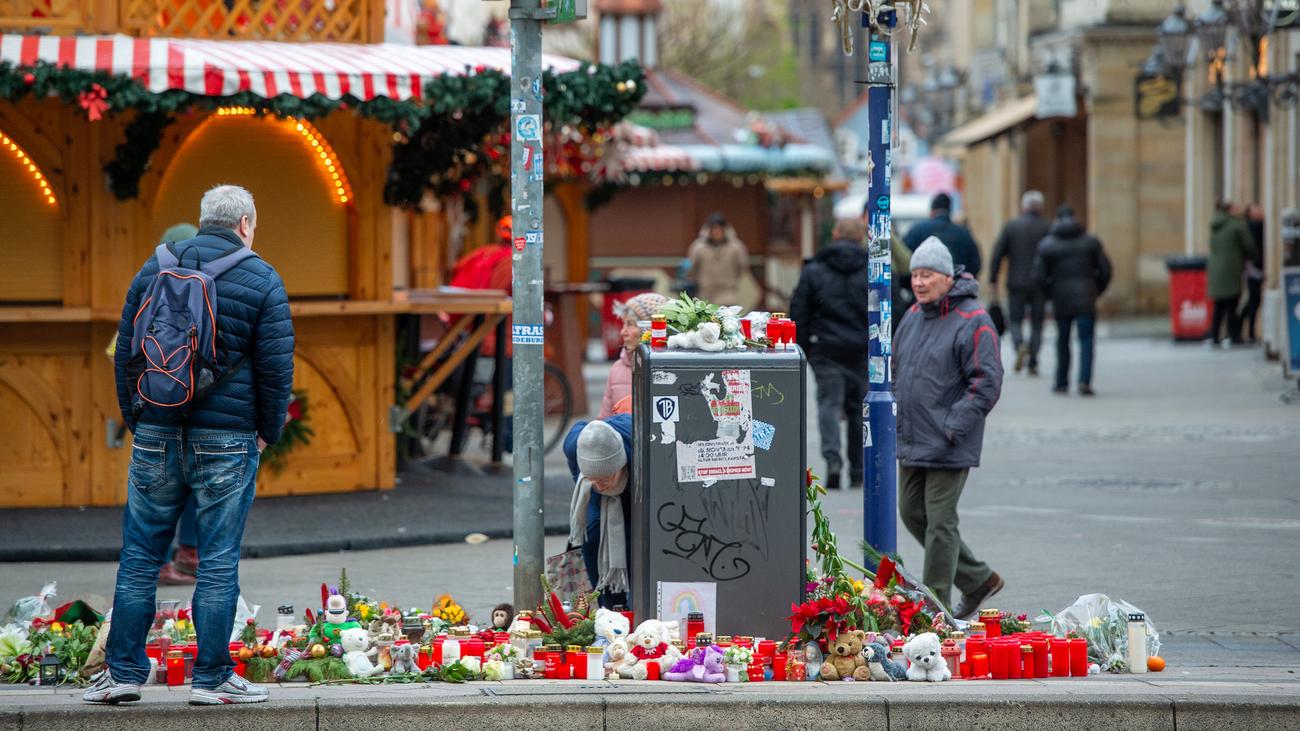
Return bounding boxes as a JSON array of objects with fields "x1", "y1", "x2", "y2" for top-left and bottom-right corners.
[
  {"x1": 158, "y1": 562, "x2": 196, "y2": 586},
  {"x1": 954, "y1": 571, "x2": 1004, "y2": 620}
]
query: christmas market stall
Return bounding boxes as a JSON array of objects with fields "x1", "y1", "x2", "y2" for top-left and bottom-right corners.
[{"x1": 0, "y1": 31, "x2": 643, "y2": 507}]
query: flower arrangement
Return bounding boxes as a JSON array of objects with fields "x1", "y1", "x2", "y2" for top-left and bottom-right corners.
[
  {"x1": 260, "y1": 389, "x2": 314, "y2": 473},
  {"x1": 722, "y1": 645, "x2": 753, "y2": 667},
  {"x1": 431, "y1": 595, "x2": 468, "y2": 630},
  {"x1": 1001, "y1": 613, "x2": 1032, "y2": 636},
  {"x1": 486, "y1": 643, "x2": 520, "y2": 662}
]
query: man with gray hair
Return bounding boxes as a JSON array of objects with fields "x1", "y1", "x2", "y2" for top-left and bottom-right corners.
[
  {"x1": 989, "y1": 190, "x2": 1051, "y2": 375},
  {"x1": 790, "y1": 218, "x2": 873, "y2": 490},
  {"x1": 87, "y1": 184, "x2": 294, "y2": 706}
]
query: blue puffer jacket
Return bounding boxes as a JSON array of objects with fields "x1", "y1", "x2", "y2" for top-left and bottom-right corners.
[{"x1": 114, "y1": 226, "x2": 295, "y2": 444}]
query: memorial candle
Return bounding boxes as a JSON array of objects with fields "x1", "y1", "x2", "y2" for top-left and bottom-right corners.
[
  {"x1": 1050, "y1": 638, "x2": 1070, "y2": 677},
  {"x1": 1069, "y1": 638, "x2": 1088, "y2": 677},
  {"x1": 1032, "y1": 639, "x2": 1049, "y2": 678},
  {"x1": 1021, "y1": 645, "x2": 1036, "y2": 679}
]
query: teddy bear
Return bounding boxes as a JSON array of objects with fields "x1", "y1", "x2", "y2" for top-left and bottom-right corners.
[
  {"x1": 390, "y1": 642, "x2": 421, "y2": 675},
  {"x1": 339, "y1": 627, "x2": 384, "y2": 678},
  {"x1": 903, "y1": 632, "x2": 951, "y2": 682},
  {"x1": 861, "y1": 642, "x2": 895, "y2": 681},
  {"x1": 593, "y1": 607, "x2": 632, "y2": 666},
  {"x1": 668, "y1": 322, "x2": 727, "y2": 352},
  {"x1": 617, "y1": 619, "x2": 683, "y2": 680},
  {"x1": 663, "y1": 644, "x2": 726, "y2": 683},
  {"x1": 820, "y1": 629, "x2": 871, "y2": 681}
]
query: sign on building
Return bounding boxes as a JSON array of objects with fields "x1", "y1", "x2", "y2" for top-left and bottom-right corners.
[{"x1": 1035, "y1": 71, "x2": 1077, "y2": 119}]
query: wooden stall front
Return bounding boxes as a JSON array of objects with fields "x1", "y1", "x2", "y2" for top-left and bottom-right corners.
[{"x1": 0, "y1": 98, "x2": 399, "y2": 507}]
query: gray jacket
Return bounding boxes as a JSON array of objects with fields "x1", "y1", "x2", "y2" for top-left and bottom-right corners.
[{"x1": 893, "y1": 276, "x2": 1003, "y2": 469}]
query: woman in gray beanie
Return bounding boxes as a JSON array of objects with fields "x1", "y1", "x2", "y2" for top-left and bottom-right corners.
[{"x1": 564, "y1": 415, "x2": 635, "y2": 607}]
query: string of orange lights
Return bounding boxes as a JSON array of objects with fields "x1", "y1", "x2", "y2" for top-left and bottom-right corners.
[
  {"x1": 1, "y1": 130, "x2": 57, "y2": 206},
  {"x1": 212, "y1": 108, "x2": 352, "y2": 206}
]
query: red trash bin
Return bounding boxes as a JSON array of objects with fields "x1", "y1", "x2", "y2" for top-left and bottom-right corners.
[
  {"x1": 1166, "y1": 256, "x2": 1210, "y2": 341},
  {"x1": 602, "y1": 277, "x2": 656, "y2": 360}
]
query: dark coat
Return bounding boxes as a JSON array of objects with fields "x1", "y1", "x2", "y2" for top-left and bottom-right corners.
[
  {"x1": 1207, "y1": 212, "x2": 1256, "y2": 300},
  {"x1": 989, "y1": 212, "x2": 1051, "y2": 291},
  {"x1": 893, "y1": 276, "x2": 1003, "y2": 469},
  {"x1": 903, "y1": 213, "x2": 983, "y2": 279},
  {"x1": 790, "y1": 238, "x2": 872, "y2": 363},
  {"x1": 1032, "y1": 218, "x2": 1112, "y2": 319},
  {"x1": 115, "y1": 227, "x2": 295, "y2": 444}
]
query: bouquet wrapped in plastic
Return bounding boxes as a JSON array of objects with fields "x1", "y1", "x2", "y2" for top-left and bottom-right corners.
[{"x1": 1050, "y1": 593, "x2": 1159, "y2": 673}]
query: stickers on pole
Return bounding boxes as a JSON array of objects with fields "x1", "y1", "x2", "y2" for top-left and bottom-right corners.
[
  {"x1": 751, "y1": 419, "x2": 775, "y2": 451},
  {"x1": 869, "y1": 356, "x2": 887, "y2": 384},
  {"x1": 515, "y1": 114, "x2": 541, "y2": 142},
  {"x1": 675, "y1": 369, "x2": 756, "y2": 483},
  {"x1": 511, "y1": 324, "x2": 544, "y2": 345},
  {"x1": 652, "y1": 396, "x2": 679, "y2": 423}
]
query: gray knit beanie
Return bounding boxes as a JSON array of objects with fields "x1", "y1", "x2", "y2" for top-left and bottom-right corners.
[
  {"x1": 577, "y1": 420, "x2": 627, "y2": 477},
  {"x1": 910, "y1": 236, "x2": 954, "y2": 277}
]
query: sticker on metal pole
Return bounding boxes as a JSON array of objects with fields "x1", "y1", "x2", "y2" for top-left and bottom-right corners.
[
  {"x1": 652, "y1": 396, "x2": 679, "y2": 423},
  {"x1": 512, "y1": 324, "x2": 544, "y2": 345},
  {"x1": 515, "y1": 114, "x2": 541, "y2": 142}
]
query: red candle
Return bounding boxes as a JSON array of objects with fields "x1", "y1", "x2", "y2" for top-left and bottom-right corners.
[
  {"x1": 416, "y1": 646, "x2": 432, "y2": 671},
  {"x1": 464, "y1": 637, "x2": 485, "y2": 660},
  {"x1": 1069, "y1": 638, "x2": 1088, "y2": 677},
  {"x1": 966, "y1": 638, "x2": 987, "y2": 664},
  {"x1": 739, "y1": 319, "x2": 753, "y2": 339},
  {"x1": 166, "y1": 651, "x2": 185, "y2": 686},
  {"x1": 757, "y1": 640, "x2": 777, "y2": 658},
  {"x1": 433, "y1": 636, "x2": 445, "y2": 665},
  {"x1": 1021, "y1": 645, "x2": 1035, "y2": 679},
  {"x1": 959, "y1": 661, "x2": 971, "y2": 678},
  {"x1": 644, "y1": 661, "x2": 660, "y2": 680},
  {"x1": 686, "y1": 612, "x2": 705, "y2": 644},
  {"x1": 544, "y1": 647, "x2": 567, "y2": 679},
  {"x1": 1050, "y1": 638, "x2": 1070, "y2": 677},
  {"x1": 567, "y1": 645, "x2": 583, "y2": 679},
  {"x1": 1032, "y1": 639, "x2": 1049, "y2": 678},
  {"x1": 747, "y1": 660, "x2": 764, "y2": 682},
  {"x1": 773, "y1": 653, "x2": 787, "y2": 680},
  {"x1": 786, "y1": 321, "x2": 797, "y2": 350},
  {"x1": 493, "y1": 631, "x2": 510, "y2": 646},
  {"x1": 1006, "y1": 642, "x2": 1021, "y2": 679},
  {"x1": 971, "y1": 653, "x2": 989, "y2": 678},
  {"x1": 619, "y1": 610, "x2": 635, "y2": 630},
  {"x1": 982, "y1": 610, "x2": 1003, "y2": 639},
  {"x1": 990, "y1": 643, "x2": 1009, "y2": 680}
]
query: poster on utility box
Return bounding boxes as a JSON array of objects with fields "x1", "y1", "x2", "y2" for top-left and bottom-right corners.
[{"x1": 672, "y1": 369, "x2": 756, "y2": 483}]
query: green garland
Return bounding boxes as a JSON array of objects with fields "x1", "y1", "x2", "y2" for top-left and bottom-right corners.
[{"x1": 0, "y1": 59, "x2": 645, "y2": 208}]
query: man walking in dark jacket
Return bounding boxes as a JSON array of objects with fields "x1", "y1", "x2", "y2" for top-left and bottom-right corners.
[
  {"x1": 791, "y1": 219, "x2": 872, "y2": 490},
  {"x1": 86, "y1": 185, "x2": 294, "y2": 706},
  {"x1": 1033, "y1": 206, "x2": 1112, "y2": 396},
  {"x1": 894, "y1": 238, "x2": 1004, "y2": 617},
  {"x1": 989, "y1": 191, "x2": 1051, "y2": 375},
  {"x1": 903, "y1": 193, "x2": 982, "y2": 279}
]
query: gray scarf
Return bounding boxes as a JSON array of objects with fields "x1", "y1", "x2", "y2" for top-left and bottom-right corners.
[{"x1": 568, "y1": 474, "x2": 628, "y2": 594}]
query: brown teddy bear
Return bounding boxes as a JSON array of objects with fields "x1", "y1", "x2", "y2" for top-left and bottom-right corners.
[{"x1": 820, "y1": 629, "x2": 871, "y2": 681}]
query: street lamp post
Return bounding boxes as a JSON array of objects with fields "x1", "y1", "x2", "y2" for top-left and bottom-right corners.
[{"x1": 861, "y1": 6, "x2": 898, "y2": 559}]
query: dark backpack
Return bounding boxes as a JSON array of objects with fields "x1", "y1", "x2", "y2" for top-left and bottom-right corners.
[{"x1": 126, "y1": 241, "x2": 257, "y2": 420}]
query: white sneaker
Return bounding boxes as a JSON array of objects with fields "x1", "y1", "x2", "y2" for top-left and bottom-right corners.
[
  {"x1": 82, "y1": 669, "x2": 142, "y2": 704},
  {"x1": 189, "y1": 674, "x2": 270, "y2": 705}
]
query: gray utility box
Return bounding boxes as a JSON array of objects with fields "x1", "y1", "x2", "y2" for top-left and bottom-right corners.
[{"x1": 629, "y1": 345, "x2": 806, "y2": 641}]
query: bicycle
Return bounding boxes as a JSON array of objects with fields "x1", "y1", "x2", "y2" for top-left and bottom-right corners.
[{"x1": 405, "y1": 309, "x2": 573, "y2": 461}]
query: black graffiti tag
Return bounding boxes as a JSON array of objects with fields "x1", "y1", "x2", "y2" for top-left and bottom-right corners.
[{"x1": 657, "y1": 502, "x2": 752, "y2": 581}]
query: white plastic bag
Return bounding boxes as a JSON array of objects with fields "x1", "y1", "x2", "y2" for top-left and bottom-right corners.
[
  {"x1": 229, "y1": 596, "x2": 261, "y2": 643},
  {"x1": 1051, "y1": 593, "x2": 1159, "y2": 672},
  {"x1": 2, "y1": 581, "x2": 57, "y2": 629}
]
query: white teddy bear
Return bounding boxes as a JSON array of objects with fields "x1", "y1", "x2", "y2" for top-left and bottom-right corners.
[
  {"x1": 339, "y1": 627, "x2": 384, "y2": 678},
  {"x1": 903, "y1": 632, "x2": 951, "y2": 682},
  {"x1": 593, "y1": 608, "x2": 631, "y2": 671},
  {"x1": 617, "y1": 619, "x2": 683, "y2": 680},
  {"x1": 667, "y1": 322, "x2": 727, "y2": 352}
]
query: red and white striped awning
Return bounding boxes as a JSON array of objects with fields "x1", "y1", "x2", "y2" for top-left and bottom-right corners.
[{"x1": 0, "y1": 34, "x2": 580, "y2": 102}]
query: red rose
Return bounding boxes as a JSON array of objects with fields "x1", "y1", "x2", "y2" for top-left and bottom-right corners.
[{"x1": 287, "y1": 400, "x2": 303, "y2": 421}]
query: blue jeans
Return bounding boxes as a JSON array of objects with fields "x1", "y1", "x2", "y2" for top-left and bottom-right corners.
[
  {"x1": 106, "y1": 425, "x2": 259, "y2": 689},
  {"x1": 1055, "y1": 314, "x2": 1096, "y2": 389}
]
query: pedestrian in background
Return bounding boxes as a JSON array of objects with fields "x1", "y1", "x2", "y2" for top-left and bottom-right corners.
[
  {"x1": 1239, "y1": 203, "x2": 1265, "y2": 344},
  {"x1": 989, "y1": 191, "x2": 1051, "y2": 376},
  {"x1": 1033, "y1": 206, "x2": 1112, "y2": 396},
  {"x1": 87, "y1": 185, "x2": 294, "y2": 707},
  {"x1": 893, "y1": 237, "x2": 1004, "y2": 618},
  {"x1": 903, "y1": 193, "x2": 982, "y2": 279},
  {"x1": 687, "y1": 212, "x2": 749, "y2": 306},
  {"x1": 1207, "y1": 200, "x2": 1256, "y2": 348},
  {"x1": 600, "y1": 292, "x2": 669, "y2": 418},
  {"x1": 790, "y1": 218, "x2": 872, "y2": 490}
]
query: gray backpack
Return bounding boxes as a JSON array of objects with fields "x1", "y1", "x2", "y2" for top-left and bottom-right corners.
[{"x1": 126, "y1": 241, "x2": 258, "y2": 418}]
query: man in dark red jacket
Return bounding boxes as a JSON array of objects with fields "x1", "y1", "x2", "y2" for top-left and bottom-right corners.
[{"x1": 893, "y1": 237, "x2": 1004, "y2": 619}]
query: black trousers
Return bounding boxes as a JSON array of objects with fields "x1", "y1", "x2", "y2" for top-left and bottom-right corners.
[
  {"x1": 1238, "y1": 278, "x2": 1263, "y2": 341},
  {"x1": 1007, "y1": 287, "x2": 1045, "y2": 366},
  {"x1": 1211, "y1": 296, "x2": 1242, "y2": 343}
]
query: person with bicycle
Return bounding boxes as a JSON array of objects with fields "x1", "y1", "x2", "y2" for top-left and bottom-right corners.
[
  {"x1": 564, "y1": 416, "x2": 634, "y2": 608},
  {"x1": 600, "y1": 293, "x2": 669, "y2": 418}
]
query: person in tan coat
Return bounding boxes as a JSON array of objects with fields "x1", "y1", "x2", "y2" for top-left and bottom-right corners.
[{"x1": 687, "y1": 212, "x2": 749, "y2": 306}]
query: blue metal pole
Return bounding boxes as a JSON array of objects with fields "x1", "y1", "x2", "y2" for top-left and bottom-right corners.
[{"x1": 862, "y1": 7, "x2": 897, "y2": 559}]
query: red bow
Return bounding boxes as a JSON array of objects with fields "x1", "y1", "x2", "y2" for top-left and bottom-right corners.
[{"x1": 79, "y1": 83, "x2": 109, "y2": 121}]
